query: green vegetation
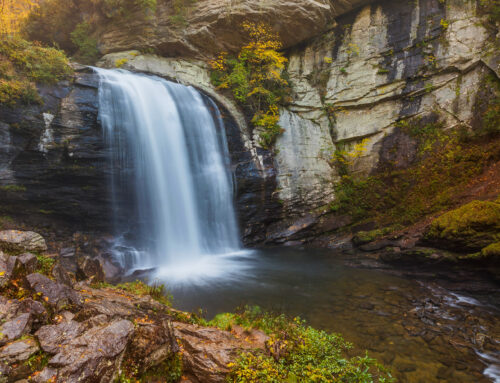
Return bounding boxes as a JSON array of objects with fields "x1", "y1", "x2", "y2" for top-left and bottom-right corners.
[
  {"x1": 210, "y1": 22, "x2": 289, "y2": 149},
  {"x1": 352, "y1": 226, "x2": 402, "y2": 246},
  {"x1": 25, "y1": 350, "x2": 50, "y2": 372},
  {"x1": 0, "y1": 184, "x2": 27, "y2": 192},
  {"x1": 480, "y1": 242, "x2": 500, "y2": 258},
  {"x1": 426, "y1": 200, "x2": 500, "y2": 251},
  {"x1": 211, "y1": 306, "x2": 393, "y2": 383},
  {"x1": 70, "y1": 22, "x2": 100, "y2": 65},
  {"x1": 36, "y1": 255, "x2": 56, "y2": 276},
  {"x1": 330, "y1": 108, "x2": 500, "y2": 227},
  {"x1": 94, "y1": 280, "x2": 172, "y2": 306},
  {"x1": 169, "y1": 0, "x2": 197, "y2": 25},
  {"x1": 479, "y1": 0, "x2": 500, "y2": 24},
  {"x1": 0, "y1": 36, "x2": 71, "y2": 105},
  {"x1": 22, "y1": 0, "x2": 157, "y2": 64}
]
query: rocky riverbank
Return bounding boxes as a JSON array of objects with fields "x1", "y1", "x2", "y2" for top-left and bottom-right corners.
[
  {"x1": 0, "y1": 229, "x2": 400, "y2": 383},
  {"x1": 0, "y1": 229, "x2": 269, "y2": 383}
]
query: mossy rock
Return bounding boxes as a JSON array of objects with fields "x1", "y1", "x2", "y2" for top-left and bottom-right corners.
[
  {"x1": 480, "y1": 242, "x2": 500, "y2": 258},
  {"x1": 425, "y1": 200, "x2": 500, "y2": 252},
  {"x1": 352, "y1": 226, "x2": 398, "y2": 246}
]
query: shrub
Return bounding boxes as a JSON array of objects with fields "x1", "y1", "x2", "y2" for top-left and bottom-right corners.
[
  {"x1": 0, "y1": 36, "x2": 71, "y2": 83},
  {"x1": 0, "y1": 36, "x2": 71, "y2": 105},
  {"x1": 210, "y1": 22, "x2": 289, "y2": 149},
  {"x1": 211, "y1": 306, "x2": 393, "y2": 383}
]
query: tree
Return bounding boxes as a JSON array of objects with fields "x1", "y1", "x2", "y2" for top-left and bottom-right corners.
[
  {"x1": 0, "y1": 0, "x2": 40, "y2": 35},
  {"x1": 210, "y1": 22, "x2": 289, "y2": 149}
]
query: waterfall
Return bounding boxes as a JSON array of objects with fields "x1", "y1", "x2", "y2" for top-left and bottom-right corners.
[{"x1": 95, "y1": 68, "x2": 242, "y2": 278}]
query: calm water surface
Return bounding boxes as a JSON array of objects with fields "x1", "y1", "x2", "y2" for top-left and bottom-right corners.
[{"x1": 147, "y1": 247, "x2": 500, "y2": 383}]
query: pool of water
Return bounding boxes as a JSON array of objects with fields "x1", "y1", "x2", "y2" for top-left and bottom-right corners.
[{"x1": 140, "y1": 247, "x2": 500, "y2": 383}]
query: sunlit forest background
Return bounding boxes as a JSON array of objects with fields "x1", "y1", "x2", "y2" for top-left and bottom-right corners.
[{"x1": 0, "y1": 0, "x2": 40, "y2": 35}]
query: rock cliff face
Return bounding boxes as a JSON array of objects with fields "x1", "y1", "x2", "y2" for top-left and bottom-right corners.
[
  {"x1": 0, "y1": 0, "x2": 499, "y2": 245},
  {"x1": 95, "y1": 0, "x2": 374, "y2": 58},
  {"x1": 275, "y1": 0, "x2": 499, "y2": 219},
  {"x1": 0, "y1": 69, "x2": 110, "y2": 235}
]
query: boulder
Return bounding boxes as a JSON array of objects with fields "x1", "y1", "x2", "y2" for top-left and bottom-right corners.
[
  {"x1": 424, "y1": 201, "x2": 500, "y2": 252},
  {"x1": 96, "y1": 0, "x2": 376, "y2": 58},
  {"x1": 36, "y1": 321, "x2": 85, "y2": 354},
  {"x1": 0, "y1": 336, "x2": 39, "y2": 366},
  {"x1": 51, "y1": 262, "x2": 74, "y2": 286},
  {"x1": 17, "y1": 253, "x2": 38, "y2": 274},
  {"x1": 77, "y1": 256, "x2": 105, "y2": 283},
  {"x1": 26, "y1": 273, "x2": 83, "y2": 308},
  {"x1": 47, "y1": 320, "x2": 134, "y2": 382},
  {"x1": 0, "y1": 231, "x2": 47, "y2": 254},
  {"x1": 174, "y1": 322, "x2": 266, "y2": 382},
  {"x1": 0, "y1": 313, "x2": 32, "y2": 346},
  {"x1": 0, "y1": 337, "x2": 40, "y2": 382}
]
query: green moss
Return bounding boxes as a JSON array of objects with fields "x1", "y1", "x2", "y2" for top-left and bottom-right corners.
[
  {"x1": 330, "y1": 114, "x2": 500, "y2": 227},
  {"x1": 36, "y1": 255, "x2": 56, "y2": 276},
  {"x1": 480, "y1": 242, "x2": 500, "y2": 258},
  {"x1": 24, "y1": 350, "x2": 50, "y2": 372},
  {"x1": 0, "y1": 184, "x2": 26, "y2": 192},
  {"x1": 140, "y1": 353, "x2": 183, "y2": 382},
  {"x1": 479, "y1": 0, "x2": 500, "y2": 24},
  {"x1": 94, "y1": 280, "x2": 172, "y2": 306},
  {"x1": 353, "y1": 226, "x2": 401, "y2": 245},
  {"x1": 426, "y1": 200, "x2": 500, "y2": 251},
  {"x1": 220, "y1": 306, "x2": 393, "y2": 383}
]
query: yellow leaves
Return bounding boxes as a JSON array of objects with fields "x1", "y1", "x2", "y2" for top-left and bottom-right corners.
[
  {"x1": 0, "y1": 0, "x2": 40, "y2": 35},
  {"x1": 0, "y1": 271, "x2": 5, "y2": 276}
]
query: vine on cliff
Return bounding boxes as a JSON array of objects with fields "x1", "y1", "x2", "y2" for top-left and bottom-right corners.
[{"x1": 210, "y1": 22, "x2": 290, "y2": 149}]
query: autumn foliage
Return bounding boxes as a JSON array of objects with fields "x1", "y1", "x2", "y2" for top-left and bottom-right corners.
[
  {"x1": 210, "y1": 22, "x2": 289, "y2": 148},
  {"x1": 0, "y1": 0, "x2": 40, "y2": 35}
]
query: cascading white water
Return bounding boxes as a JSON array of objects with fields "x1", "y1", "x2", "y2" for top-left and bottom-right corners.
[{"x1": 95, "y1": 68, "x2": 244, "y2": 280}]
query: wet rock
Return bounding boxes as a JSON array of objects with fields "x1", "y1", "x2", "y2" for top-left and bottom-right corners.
[
  {"x1": 0, "y1": 231, "x2": 47, "y2": 254},
  {"x1": 174, "y1": 322, "x2": 263, "y2": 383},
  {"x1": 77, "y1": 256, "x2": 105, "y2": 283},
  {"x1": 0, "y1": 313, "x2": 32, "y2": 346},
  {"x1": 36, "y1": 321, "x2": 85, "y2": 354},
  {"x1": 26, "y1": 273, "x2": 82, "y2": 308},
  {"x1": 48, "y1": 320, "x2": 134, "y2": 382},
  {"x1": 17, "y1": 253, "x2": 38, "y2": 274},
  {"x1": 96, "y1": 255, "x2": 121, "y2": 282}
]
